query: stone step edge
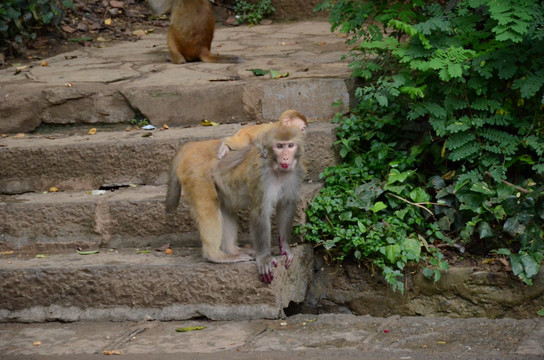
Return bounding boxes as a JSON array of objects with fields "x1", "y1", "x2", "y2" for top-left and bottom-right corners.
[
  {"x1": 0, "y1": 245, "x2": 314, "y2": 323},
  {"x1": 1, "y1": 183, "x2": 323, "y2": 252},
  {"x1": 0, "y1": 121, "x2": 338, "y2": 194}
]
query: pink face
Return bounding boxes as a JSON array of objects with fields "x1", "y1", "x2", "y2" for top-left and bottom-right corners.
[{"x1": 273, "y1": 141, "x2": 298, "y2": 170}]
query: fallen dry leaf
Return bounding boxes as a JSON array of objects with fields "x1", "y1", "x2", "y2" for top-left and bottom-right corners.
[
  {"x1": 33, "y1": 341, "x2": 42, "y2": 346},
  {"x1": 88, "y1": 128, "x2": 97, "y2": 135},
  {"x1": 133, "y1": 29, "x2": 147, "y2": 37},
  {"x1": 103, "y1": 350, "x2": 121, "y2": 355},
  {"x1": 13, "y1": 133, "x2": 25, "y2": 138},
  {"x1": 41, "y1": 61, "x2": 48, "y2": 66},
  {"x1": 49, "y1": 187, "x2": 59, "y2": 192},
  {"x1": 165, "y1": 248, "x2": 173, "y2": 255}
]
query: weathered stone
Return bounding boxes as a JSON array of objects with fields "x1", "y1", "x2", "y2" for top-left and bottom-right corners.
[
  {"x1": 0, "y1": 122, "x2": 335, "y2": 194},
  {"x1": 303, "y1": 259, "x2": 544, "y2": 319},
  {"x1": 121, "y1": 83, "x2": 251, "y2": 127},
  {"x1": 0, "y1": 85, "x2": 45, "y2": 133},
  {"x1": 262, "y1": 79, "x2": 350, "y2": 120},
  {"x1": 0, "y1": 183, "x2": 321, "y2": 251},
  {"x1": 0, "y1": 245, "x2": 314, "y2": 322}
]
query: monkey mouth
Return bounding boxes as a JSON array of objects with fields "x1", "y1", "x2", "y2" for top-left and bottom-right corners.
[{"x1": 280, "y1": 164, "x2": 290, "y2": 169}]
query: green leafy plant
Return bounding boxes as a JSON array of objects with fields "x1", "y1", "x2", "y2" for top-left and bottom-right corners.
[
  {"x1": 0, "y1": 0, "x2": 72, "y2": 54},
  {"x1": 233, "y1": 0, "x2": 274, "y2": 25},
  {"x1": 304, "y1": 0, "x2": 544, "y2": 290}
]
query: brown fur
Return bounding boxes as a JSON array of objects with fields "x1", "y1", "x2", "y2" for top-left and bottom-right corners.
[
  {"x1": 218, "y1": 110, "x2": 308, "y2": 159},
  {"x1": 166, "y1": 126, "x2": 305, "y2": 282},
  {"x1": 148, "y1": 0, "x2": 242, "y2": 64}
]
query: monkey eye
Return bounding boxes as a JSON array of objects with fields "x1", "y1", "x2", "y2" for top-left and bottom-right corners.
[
  {"x1": 287, "y1": 143, "x2": 296, "y2": 148},
  {"x1": 275, "y1": 144, "x2": 284, "y2": 149}
]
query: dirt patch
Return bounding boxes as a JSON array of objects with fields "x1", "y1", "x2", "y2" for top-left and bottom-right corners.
[
  {"x1": 2, "y1": 0, "x2": 239, "y2": 66},
  {"x1": 2, "y1": 0, "x2": 328, "y2": 66}
]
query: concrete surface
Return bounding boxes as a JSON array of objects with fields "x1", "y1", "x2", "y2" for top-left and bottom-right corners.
[{"x1": 0, "y1": 313, "x2": 543, "y2": 359}]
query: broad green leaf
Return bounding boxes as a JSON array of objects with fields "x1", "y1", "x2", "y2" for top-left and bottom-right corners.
[
  {"x1": 388, "y1": 169, "x2": 411, "y2": 184},
  {"x1": 422, "y1": 267, "x2": 434, "y2": 279},
  {"x1": 403, "y1": 238, "x2": 421, "y2": 260},
  {"x1": 520, "y1": 253, "x2": 540, "y2": 279},
  {"x1": 409, "y1": 187, "x2": 430, "y2": 203},
  {"x1": 478, "y1": 221, "x2": 495, "y2": 239},
  {"x1": 470, "y1": 182, "x2": 495, "y2": 195},
  {"x1": 370, "y1": 201, "x2": 387, "y2": 213},
  {"x1": 385, "y1": 244, "x2": 401, "y2": 264},
  {"x1": 510, "y1": 254, "x2": 523, "y2": 276}
]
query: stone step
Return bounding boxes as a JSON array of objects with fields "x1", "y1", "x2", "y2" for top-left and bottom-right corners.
[
  {"x1": 0, "y1": 22, "x2": 355, "y2": 134},
  {"x1": 0, "y1": 121, "x2": 337, "y2": 194},
  {"x1": 0, "y1": 244, "x2": 313, "y2": 322},
  {"x1": 0, "y1": 182, "x2": 322, "y2": 252}
]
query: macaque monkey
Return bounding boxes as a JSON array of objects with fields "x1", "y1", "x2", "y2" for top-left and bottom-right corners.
[
  {"x1": 217, "y1": 110, "x2": 308, "y2": 159},
  {"x1": 166, "y1": 126, "x2": 305, "y2": 283},
  {"x1": 147, "y1": 0, "x2": 242, "y2": 64}
]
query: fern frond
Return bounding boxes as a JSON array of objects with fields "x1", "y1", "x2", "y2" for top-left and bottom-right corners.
[
  {"x1": 446, "y1": 130, "x2": 477, "y2": 150},
  {"x1": 448, "y1": 140, "x2": 480, "y2": 161},
  {"x1": 512, "y1": 68, "x2": 544, "y2": 98}
]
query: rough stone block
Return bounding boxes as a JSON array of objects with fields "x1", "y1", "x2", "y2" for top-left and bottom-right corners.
[{"x1": 0, "y1": 245, "x2": 314, "y2": 322}]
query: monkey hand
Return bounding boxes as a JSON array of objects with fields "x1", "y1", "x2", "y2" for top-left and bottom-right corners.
[
  {"x1": 257, "y1": 255, "x2": 278, "y2": 283},
  {"x1": 217, "y1": 142, "x2": 231, "y2": 159},
  {"x1": 278, "y1": 237, "x2": 294, "y2": 269}
]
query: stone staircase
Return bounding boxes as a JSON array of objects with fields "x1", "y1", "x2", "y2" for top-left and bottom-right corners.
[{"x1": 0, "y1": 22, "x2": 350, "y2": 322}]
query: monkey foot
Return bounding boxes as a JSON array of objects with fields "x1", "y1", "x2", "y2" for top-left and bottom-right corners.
[
  {"x1": 257, "y1": 256, "x2": 278, "y2": 283},
  {"x1": 278, "y1": 238, "x2": 294, "y2": 269}
]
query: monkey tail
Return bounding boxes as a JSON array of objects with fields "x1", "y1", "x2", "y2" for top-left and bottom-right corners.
[
  {"x1": 200, "y1": 53, "x2": 244, "y2": 64},
  {"x1": 165, "y1": 165, "x2": 181, "y2": 214}
]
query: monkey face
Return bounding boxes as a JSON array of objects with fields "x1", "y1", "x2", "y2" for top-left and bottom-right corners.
[{"x1": 272, "y1": 141, "x2": 299, "y2": 171}]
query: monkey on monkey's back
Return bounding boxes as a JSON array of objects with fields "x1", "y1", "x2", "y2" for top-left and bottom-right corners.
[{"x1": 165, "y1": 125, "x2": 305, "y2": 283}]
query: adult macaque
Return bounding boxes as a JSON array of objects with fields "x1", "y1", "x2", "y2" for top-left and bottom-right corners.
[
  {"x1": 147, "y1": 0, "x2": 242, "y2": 64},
  {"x1": 166, "y1": 126, "x2": 305, "y2": 283},
  {"x1": 217, "y1": 110, "x2": 308, "y2": 159}
]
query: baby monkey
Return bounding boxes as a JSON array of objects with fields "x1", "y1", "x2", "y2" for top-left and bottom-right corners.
[{"x1": 217, "y1": 110, "x2": 308, "y2": 159}]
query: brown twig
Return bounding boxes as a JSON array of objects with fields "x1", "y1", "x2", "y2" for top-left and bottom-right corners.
[
  {"x1": 385, "y1": 192, "x2": 440, "y2": 218},
  {"x1": 484, "y1": 171, "x2": 532, "y2": 194}
]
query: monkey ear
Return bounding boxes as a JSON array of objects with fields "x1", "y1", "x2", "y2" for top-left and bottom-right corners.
[
  {"x1": 280, "y1": 116, "x2": 290, "y2": 126},
  {"x1": 260, "y1": 148, "x2": 269, "y2": 159}
]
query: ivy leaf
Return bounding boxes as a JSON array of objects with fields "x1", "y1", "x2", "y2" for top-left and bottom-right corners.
[
  {"x1": 410, "y1": 187, "x2": 430, "y2": 203},
  {"x1": 388, "y1": 169, "x2": 411, "y2": 184},
  {"x1": 520, "y1": 252, "x2": 541, "y2": 279},
  {"x1": 423, "y1": 267, "x2": 434, "y2": 279},
  {"x1": 403, "y1": 238, "x2": 421, "y2": 261},
  {"x1": 385, "y1": 244, "x2": 401, "y2": 264},
  {"x1": 478, "y1": 221, "x2": 494, "y2": 239},
  {"x1": 370, "y1": 201, "x2": 387, "y2": 213},
  {"x1": 510, "y1": 253, "x2": 523, "y2": 277}
]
